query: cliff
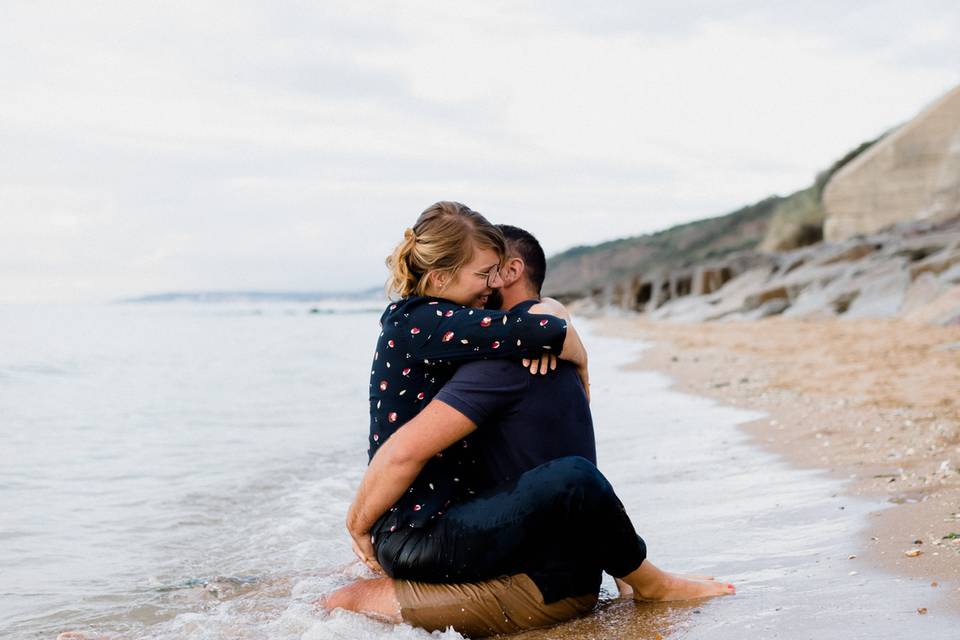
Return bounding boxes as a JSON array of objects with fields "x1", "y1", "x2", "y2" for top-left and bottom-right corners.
[
  {"x1": 823, "y1": 85, "x2": 960, "y2": 241},
  {"x1": 549, "y1": 85, "x2": 960, "y2": 325}
]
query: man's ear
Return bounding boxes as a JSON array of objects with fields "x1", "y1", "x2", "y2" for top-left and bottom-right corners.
[{"x1": 501, "y1": 257, "x2": 525, "y2": 287}]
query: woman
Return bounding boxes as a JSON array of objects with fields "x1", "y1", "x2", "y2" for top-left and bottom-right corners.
[
  {"x1": 326, "y1": 202, "x2": 733, "y2": 634},
  {"x1": 364, "y1": 202, "x2": 589, "y2": 535}
]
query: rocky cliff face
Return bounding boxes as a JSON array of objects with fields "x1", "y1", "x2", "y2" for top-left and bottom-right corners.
[
  {"x1": 577, "y1": 215, "x2": 960, "y2": 326},
  {"x1": 823, "y1": 85, "x2": 960, "y2": 242}
]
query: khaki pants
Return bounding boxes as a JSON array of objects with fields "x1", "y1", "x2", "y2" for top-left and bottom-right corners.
[{"x1": 396, "y1": 573, "x2": 598, "y2": 638}]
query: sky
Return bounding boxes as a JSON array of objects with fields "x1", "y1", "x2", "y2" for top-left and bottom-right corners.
[{"x1": 2, "y1": 1, "x2": 958, "y2": 303}]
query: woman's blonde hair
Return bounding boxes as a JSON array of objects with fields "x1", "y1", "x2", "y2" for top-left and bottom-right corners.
[{"x1": 386, "y1": 201, "x2": 506, "y2": 299}]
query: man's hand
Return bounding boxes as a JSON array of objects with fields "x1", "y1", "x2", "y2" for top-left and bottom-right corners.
[
  {"x1": 350, "y1": 526, "x2": 383, "y2": 574},
  {"x1": 343, "y1": 400, "x2": 478, "y2": 577},
  {"x1": 521, "y1": 353, "x2": 558, "y2": 375}
]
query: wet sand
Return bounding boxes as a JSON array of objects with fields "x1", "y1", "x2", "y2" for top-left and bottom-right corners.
[{"x1": 593, "y1": 315, "x2": 960, "y2": 620}]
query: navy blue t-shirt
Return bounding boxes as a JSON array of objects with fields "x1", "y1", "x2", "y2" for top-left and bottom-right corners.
[
  {"x1": 434, "y1": 359, "x2": 595, "y2": 489},
  {"x1": 435, "y1": 353, "x2": 600, "y2": 601}
]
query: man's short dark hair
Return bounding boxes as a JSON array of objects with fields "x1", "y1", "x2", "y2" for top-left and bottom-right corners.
[{"x1": 497, "y1": 224, "x2": 546, "y2": 294}]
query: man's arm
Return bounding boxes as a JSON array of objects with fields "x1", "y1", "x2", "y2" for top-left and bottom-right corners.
[{"x1": 346, "y1": 399, "x2": 478, "y2": 572}]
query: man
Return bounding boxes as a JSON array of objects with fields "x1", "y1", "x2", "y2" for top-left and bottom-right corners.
[{"x1": 322, "y1": 226, "x2": 731, "y2": 635}]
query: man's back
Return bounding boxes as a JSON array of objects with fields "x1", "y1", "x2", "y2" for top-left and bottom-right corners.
[{"x1": 435, "y1": 358, "x2": 594, "y2": 489}]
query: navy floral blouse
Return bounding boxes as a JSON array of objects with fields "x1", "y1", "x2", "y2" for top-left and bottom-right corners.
[{"x1": 369, "y1": 296, "x2": 567, "y2": 531}]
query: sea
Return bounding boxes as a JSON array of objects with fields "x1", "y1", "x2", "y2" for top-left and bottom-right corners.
[{"x1": 1, "y1": 300, "x2": 955, "y2": 639}]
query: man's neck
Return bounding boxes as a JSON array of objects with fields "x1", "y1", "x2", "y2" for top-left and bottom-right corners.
[{"x1": 499, "y1": 285, "x2": 540, "y2": 310}]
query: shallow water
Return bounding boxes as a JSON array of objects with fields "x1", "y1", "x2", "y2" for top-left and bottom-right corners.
[{"x1": 0, "y1": 304, "x2": 956, "y2": 639}]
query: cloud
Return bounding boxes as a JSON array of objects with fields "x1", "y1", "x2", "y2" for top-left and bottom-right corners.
[{"x1": 1, "y1": 1, "x2": 958, "y2": 302}]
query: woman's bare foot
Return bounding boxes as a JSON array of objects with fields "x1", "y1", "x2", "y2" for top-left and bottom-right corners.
[
  {"x1": 620, "y1": 561, "x2": 734, "y2": 602},
  {"x1": 317, "y1": 577, "x2": 401, "y2": 623}
]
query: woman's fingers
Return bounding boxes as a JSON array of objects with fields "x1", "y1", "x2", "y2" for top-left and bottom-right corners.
[{"x1": 523, "y1": 355, "x2": 558, "y2": 376}]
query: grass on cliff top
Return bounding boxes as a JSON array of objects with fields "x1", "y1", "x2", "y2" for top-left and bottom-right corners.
[{"x1": 544, "y1": 196, "x2": 782, "y2": 295}]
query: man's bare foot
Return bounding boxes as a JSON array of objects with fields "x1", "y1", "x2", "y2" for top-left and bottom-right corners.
[
  {"x1": 616, "y1": 570, "x2": 720, "y2": 597},
  {"x1": 634, "y1": 575, "x2": 734, "y2": 602},
  {"x1": 620, "y1": 561, "x2": 735, "y2": 602},
  {"x1": 615, "y1": 572, "x2": 715, "y2": 598}
]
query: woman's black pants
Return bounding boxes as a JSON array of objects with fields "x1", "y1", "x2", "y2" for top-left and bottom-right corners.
[{"x1": 372, "y1": 456, "x2": 647, "y2": 603}]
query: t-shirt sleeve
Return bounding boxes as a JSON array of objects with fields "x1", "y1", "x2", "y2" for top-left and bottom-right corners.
[
  {"x1": 407, "y1": 299, "x2": 566, "y2": 363},
  {"x1": 435, "y1": 360, "x2": 527, "y2": 426}
]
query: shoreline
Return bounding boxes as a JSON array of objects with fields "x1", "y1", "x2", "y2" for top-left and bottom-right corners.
[{"x1": 593, "y1": 315, "x2": 960, "y2": 613}]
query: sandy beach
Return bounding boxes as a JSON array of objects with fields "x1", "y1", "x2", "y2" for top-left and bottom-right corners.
[{"x1": 594, "y1": 315, "x2": 960, "y2": 612}]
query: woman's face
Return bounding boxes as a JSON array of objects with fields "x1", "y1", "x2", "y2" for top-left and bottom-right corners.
[{"x1": 433, "y1": 246, "x2": 504, "y2": 308}]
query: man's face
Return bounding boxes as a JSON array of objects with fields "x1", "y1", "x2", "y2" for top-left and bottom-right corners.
[{"x1": 484, "y1": 289, "x2": 505, "y2": 310}]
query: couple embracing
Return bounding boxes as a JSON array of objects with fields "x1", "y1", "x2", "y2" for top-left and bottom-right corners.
[{"x1": 321, "y1": 201, "x2": 734, "y2": 636}]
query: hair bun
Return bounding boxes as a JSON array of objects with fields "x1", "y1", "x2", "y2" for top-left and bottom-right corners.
[{"x1": 385, "y1": 202, "x2": 504, "y2": 299}]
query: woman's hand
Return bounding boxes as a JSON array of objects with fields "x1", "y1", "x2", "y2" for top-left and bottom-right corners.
[
  {"x1": 528, "y1": 297, "x2": 571, "y2": 321},
  {"x1": 521, "y1": 353, "x2": 558, "y2": 375},
  {"x1": 350, "y1": 526, "x2": 384, "y2": 574}
]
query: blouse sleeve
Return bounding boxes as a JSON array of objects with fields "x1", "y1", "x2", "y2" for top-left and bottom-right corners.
[{"x1": 399, "y1": 298, "x2": 566, "y2": 363}]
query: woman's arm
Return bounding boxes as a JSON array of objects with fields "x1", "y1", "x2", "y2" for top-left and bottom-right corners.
[
  {"x1": 528, "y1": 298, "x2": 590, "y2": 398},
  {"x1": 395, "y1": 298, "x2": 568, "y2": 364},
  {"x1": 346, "y1": 399, "x2": 478, "y2": 572}
]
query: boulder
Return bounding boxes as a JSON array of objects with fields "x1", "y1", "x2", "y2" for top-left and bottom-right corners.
[
  {"x1": 843, "y1": 260, "x2": 911, "y2": 318},
  {"x1": 782, "y1": 270, "x2": 856, "y2": 319},
  {"x1": 820, "y1": 242, "x2": 881, "y2": 266},
  {"x1": 743, "y1": 286, "x2": 792, "y2": 311},
  {"x1": 940, "y1": 262, "x2": 960, "y2": 285},
  {"x1": 910, "y1": 244, "x2": 960, "y2": 280},
  {"x1": 740, "y1": 298, "x2": 791, "y2": 320},
  {"x1": 901, "y1": 271, "x2": 945, "y2": 314},
  {"x1": 902, "y1": 284, "x2": 960, "y2": 325}
]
